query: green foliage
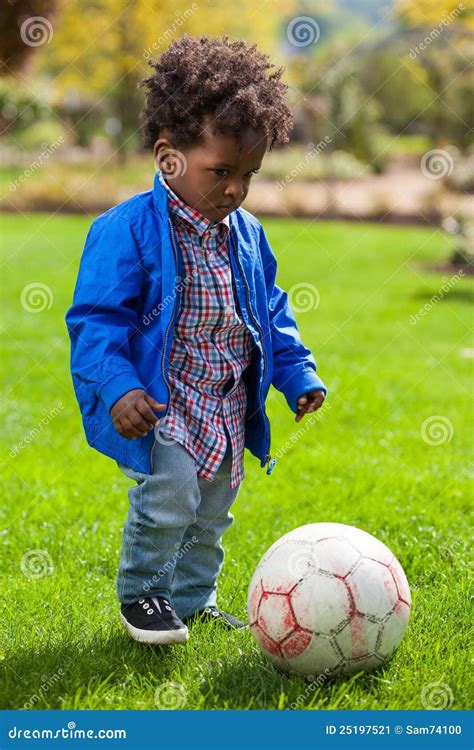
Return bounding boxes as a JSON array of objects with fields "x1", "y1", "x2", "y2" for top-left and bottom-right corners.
[
  {"x1": 260, "y1": 146, "x2": 371, "y2": 182},
  {"x1": 0, "y1": 79, "x2": 48, "y2": 135},
  {"x1": 290, "y1": 47, "x2": 390, "y2": 170}
]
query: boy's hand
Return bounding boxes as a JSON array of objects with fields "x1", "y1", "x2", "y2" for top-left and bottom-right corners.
[
  {"x1": 295, "y1": 389, "x2": 326, "y2": 423},
  {"x1": 110, "y1": 389, "x2": 166, "y2": 439}
]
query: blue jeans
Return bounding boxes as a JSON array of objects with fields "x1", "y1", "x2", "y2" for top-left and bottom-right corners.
[{"x1": 116, "y1": 427, "x2": 241, "y2": 620}]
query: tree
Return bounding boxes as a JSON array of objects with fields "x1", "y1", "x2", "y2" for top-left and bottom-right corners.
[
  {"x1": 396, "y1": 0, "x2": 473, "y2": 149},
  {"x1": 29, "y1": 0, "x2": 291, "y2": 161},
  {"x1": 0, "y1": 0, "x2": 59, "y2": 76}
]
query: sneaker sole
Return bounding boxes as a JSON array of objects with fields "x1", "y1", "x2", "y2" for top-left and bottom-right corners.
[{"x1": 120, "y1": 613, "x2": 189, "y2": 645}]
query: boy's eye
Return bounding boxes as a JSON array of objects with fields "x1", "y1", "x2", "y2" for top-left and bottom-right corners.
[{"x1": 212, "y1": 168, "x2": 260, "y2": 178}]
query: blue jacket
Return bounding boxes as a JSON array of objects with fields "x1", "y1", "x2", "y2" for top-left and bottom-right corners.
[{"x1": 65, "y1": 172, "x2": 327, "y2": 477}]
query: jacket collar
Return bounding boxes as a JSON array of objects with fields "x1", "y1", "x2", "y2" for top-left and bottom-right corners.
[{"x1": 152, "y1": 171, "x2": 231, "y2": 238}]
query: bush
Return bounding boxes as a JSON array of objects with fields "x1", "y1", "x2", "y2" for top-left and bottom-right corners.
[
  {"x1": 444, "y1": 148, "x2": 474, "y2": 193},
  {"x1": 260, "y1": 147, "x2": 371, "y2": 185}
]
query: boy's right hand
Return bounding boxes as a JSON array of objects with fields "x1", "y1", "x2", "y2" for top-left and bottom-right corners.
[{"x1": 110, "y1": 389, "x2": 166, "y2": 440}]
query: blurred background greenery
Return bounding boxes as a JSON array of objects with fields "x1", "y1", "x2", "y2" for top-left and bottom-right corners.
[{"x1": 0, "y1": 0, "x2": 473, "y2": 267}]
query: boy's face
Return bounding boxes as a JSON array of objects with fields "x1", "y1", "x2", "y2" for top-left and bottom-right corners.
[{"x1": 153, "y1": 118, "x2": 267, "y2": 222}]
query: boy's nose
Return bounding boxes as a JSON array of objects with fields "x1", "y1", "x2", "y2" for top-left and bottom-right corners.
[{"x1": 224, "y1": 180, "x2": 246, "y2": 203}]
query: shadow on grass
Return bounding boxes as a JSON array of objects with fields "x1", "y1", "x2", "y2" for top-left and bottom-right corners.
[
  {"x1": 2, "y1": 626, "x2": 383, "y2": 710},
  {"x1": 412, "y1": 288, "x2": 473, "y2": 304},
  {"x1": 195, "y1": 646, "x2": 379, "y2": 710},
  {"x1": 2, "y1": 629, "x2": 185, "y2": 710}
]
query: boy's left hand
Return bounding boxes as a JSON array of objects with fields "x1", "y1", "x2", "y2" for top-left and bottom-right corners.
[{"x1": 295, "y1": 389, "x2": 326, "y2": 422}]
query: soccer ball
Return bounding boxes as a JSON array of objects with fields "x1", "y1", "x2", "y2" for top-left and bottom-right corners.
[{"x1": 247, "y1": 523, "x2": 411, "y2": 677}]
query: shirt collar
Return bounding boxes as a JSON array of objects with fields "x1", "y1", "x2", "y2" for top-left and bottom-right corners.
[{"x1": 157, "y1": 170, "x2": 230, "y2": 238}]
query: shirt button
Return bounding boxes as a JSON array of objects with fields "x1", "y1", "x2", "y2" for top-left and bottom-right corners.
[{"x1": 224, "y1": 305, "x2": 233, "y2": 315}]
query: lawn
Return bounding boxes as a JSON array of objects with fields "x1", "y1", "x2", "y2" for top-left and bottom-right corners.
[{"x1": 0, "y1": 213, "x2": 472, "y2": 710}]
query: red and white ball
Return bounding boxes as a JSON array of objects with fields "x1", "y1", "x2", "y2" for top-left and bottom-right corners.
[{"x1": 247, "y1": 523, "x2": 411, "y2": 676}]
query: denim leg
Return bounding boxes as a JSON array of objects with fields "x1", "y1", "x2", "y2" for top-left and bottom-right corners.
[
  {"x1": 116, "y1": 437, "x2": 201, "y2": 605},
  {"x1": 171, "y1": 440, "x2": 241, "y2": 620}
]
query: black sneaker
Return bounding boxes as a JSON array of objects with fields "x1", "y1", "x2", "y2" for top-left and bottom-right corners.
[
  {"x1": 120, "y1": 596, "x2": 188, "y2": 645},
  {"x1": 182, "y1": 605, "x2": 248, "y2": 630}
]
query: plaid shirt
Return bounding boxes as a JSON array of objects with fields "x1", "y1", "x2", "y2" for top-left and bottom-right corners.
[{"x1": 157, "y1": 171, "x2": 256, "y2": 488}]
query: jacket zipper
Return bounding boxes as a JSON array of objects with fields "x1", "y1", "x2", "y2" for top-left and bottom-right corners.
[
  {"x1": 151, "y1": 218, "x2": 180, "y2": 467},
  {"x1": 152, "y1": 221, "x2": 276, "y2": 476},
  {"x1": 230, "y1": 227, "x2": 276, "y2": 475}
]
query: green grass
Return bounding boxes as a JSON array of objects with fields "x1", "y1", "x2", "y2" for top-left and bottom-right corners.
[{"x1": 0, "y1": 213, "x2": 472, "y2": 710}]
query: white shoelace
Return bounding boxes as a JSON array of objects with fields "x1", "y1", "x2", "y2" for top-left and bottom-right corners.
[{"x1": 137, "y1": 597, "x2": 172, "y2": 616}]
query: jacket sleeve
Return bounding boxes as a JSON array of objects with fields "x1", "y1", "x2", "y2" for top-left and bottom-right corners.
[
  {"x1": 65, "y1": 214, "x2": 146, "y2": 413},
  {"x1": 258, "y1": 223, "x2": 327, "y2": 414}
]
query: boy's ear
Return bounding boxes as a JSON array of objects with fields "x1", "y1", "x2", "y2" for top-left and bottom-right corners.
[
  {"x1": 153, "y1": 137, "x2": 169, "y2": 161},
  {"x1": 153, "y1": 131, "x2": 182, "y2": 172}
]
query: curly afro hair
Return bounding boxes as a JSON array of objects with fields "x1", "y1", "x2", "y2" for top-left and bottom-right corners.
[{"x1": 139, "y1": 34, "x2": 294, "y2": 152}]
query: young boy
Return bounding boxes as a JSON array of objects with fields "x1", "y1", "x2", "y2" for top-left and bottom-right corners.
[{"x1": 65, "y1": 35, "x2": 327, "y2": 645}]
